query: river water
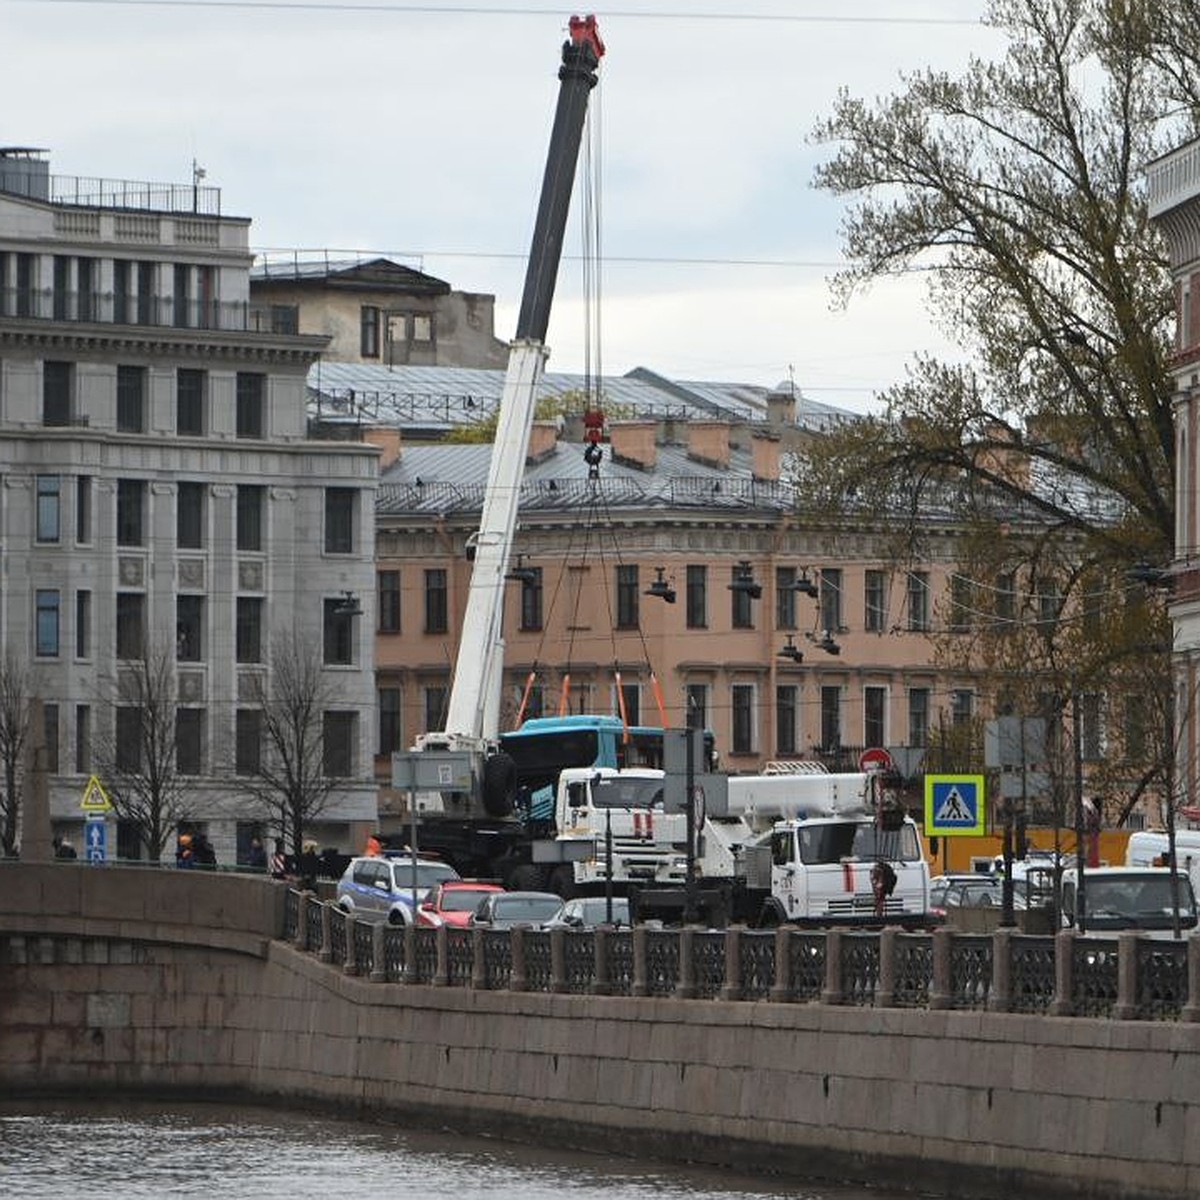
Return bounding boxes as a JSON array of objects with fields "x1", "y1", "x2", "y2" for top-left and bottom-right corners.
[{"x1": 0, "y1": 1100, "x2": 930, "y2": 1200}]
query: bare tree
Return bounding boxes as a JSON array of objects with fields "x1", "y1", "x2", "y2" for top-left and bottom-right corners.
[
  {"x1": 90, "y1": 641, "x2": 189, "y2": 862},
  {"x1": 242, "y1": 630, "x2": 339, "y2": 855},
  {"x1": 0, "y1": 647, "x2": 32, "y2": 857}
]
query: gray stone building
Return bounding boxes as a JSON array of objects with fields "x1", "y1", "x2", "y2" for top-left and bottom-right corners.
[{"x1": 0, "y1": 147, "x2": 378, "y2": 864}]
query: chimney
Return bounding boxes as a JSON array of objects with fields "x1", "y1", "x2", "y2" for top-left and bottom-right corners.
[
  {"x1": 363, "y1": 427, "x2": 401, "y2": 471},
  {"x1": 609, "y1": 420, "x2": 657, "y2": 470},
  {"x1": 752, "y1": 431, "x2": 781, "y2": 482},
  {"x1": 527, "y1": 419, "x2": 559, "y2": 463},
  {"x1": 687, "y1": 420, "x2": 731, "y2": 470},
  {"x1": 766, "y1": 387, "x2": 796, "y2": 428}
]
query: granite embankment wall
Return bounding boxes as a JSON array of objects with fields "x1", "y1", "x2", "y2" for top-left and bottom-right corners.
[{"x1": 1, "y1": 862, "x2": 1198, "y2": 1200}]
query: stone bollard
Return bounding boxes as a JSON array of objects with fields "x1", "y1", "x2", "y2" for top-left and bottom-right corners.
[
  {"x1": 769, "y1": 925, "x2": 792, "y2": 1002},
  {"x1": 720, "y1": 927, "x2": 741, "y2": 1002},
  {"x1": 1049, "y1": 929, "x2": 1076, "y2": 1017},
  {"x1": 318, "y1": 902, "x2": 333, "y2": 964},
  {"x1": 434, "y1": 925, "x2": 449, "y2": 987},
  {"x1": 591, "y1": 926, "x2": 611, "y2": 996},
  {"x1": 821, "y1": 929, "x2": 843, "y2": 1006},
  {"x1": 550, "y1": 927, "x2": 568, "y2": 993},
  {"x1": 343, "y1": 918, "x2": 358, "y2": 976},
  {"x1": 631, "y1": 924, "x2": 648, "y2": 997},
  {"x1": 928, "y1": 927, "x2": 953, "y2": 1010},
  {"x1": 988, "y1": 927, "x2": 1013, "y2": 1012},
  {"x1": 876, "y1": 927, "x2": 897, "y2": 1008},
  {"x1": 471, "y1": 927, "x2": 487, "y2": 990},
  {"x1": 510, "y1": 926, "x2": 527, "y2": 992},
  {"x1": 1184, "y1": 930, "x2": 1200, "y2": 1023},
  {"x1": 371, "y1": 922, "x2": 386, "y2": 983},
  {"x1": 403, "y1": 923, "x2": 418, "y2": 985},
  {"x1": 293, "y1": 891, "x2": 308, "y2": 950},
  {"x1": 1113, "y1": 932, "x2": 1140, "y2": 1021},
  {"x1": 674, "y1": 927, "x2": 696, "y2": 1000}
]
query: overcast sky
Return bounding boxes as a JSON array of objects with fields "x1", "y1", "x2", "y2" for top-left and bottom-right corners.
[{"x1": 6, "y1": 0, "x2": 1003, "y2": 410}]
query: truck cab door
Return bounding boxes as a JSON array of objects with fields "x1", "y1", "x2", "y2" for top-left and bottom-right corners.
[{"x1": 769, "y1": 829, "x2": 803, "y2": 918}]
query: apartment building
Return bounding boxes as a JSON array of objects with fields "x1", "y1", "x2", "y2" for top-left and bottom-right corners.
[{"x1": 0, "y1": 148, "x2": 378, "y2": 863}]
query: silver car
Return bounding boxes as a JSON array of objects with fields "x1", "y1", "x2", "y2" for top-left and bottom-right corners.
[
  {"x1": 336, "y1": 855, "x2": 460, "y2": 925},
  {"x1": 544, "y1": 895, "x2": 631, "y2": 929},
  {"x1": 468, "y1": 890, "x2": 565, "y2": 930}
]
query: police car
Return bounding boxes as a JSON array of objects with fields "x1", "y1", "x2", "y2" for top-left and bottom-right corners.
[{"x1": 335, "y1": 855, "x2": 460, "y2": 925}]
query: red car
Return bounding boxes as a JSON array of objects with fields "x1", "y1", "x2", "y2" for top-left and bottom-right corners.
[{"x1": 416, "y1": 880, "x2": 504, "y2": 928}]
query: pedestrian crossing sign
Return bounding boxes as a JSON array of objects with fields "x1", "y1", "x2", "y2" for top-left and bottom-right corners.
[{"x1": 924, "y1": 774, "x2": 985, "y2": 836}]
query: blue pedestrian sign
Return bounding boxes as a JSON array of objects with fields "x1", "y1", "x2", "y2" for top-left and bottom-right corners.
[
  {"x1": 924, "y1": 775, "x2": 986, "y2": 837},
  {"x1": 85, "y1": 814, "x2": 107, "y2": 864}
]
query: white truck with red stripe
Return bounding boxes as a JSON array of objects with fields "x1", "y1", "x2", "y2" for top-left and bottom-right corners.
[{"x1": 633, "y1": 766, "x2": 934, "y2": 928}]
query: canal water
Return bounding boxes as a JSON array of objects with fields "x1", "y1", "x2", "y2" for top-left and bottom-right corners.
[{"x1": 0, "y1": 1099, "x2": 931, "y2": 1200}]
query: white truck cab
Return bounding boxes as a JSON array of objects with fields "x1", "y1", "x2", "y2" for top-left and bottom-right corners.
[{"x1": 1061, "y1": 865, "x2": 1198, "y2": 937}]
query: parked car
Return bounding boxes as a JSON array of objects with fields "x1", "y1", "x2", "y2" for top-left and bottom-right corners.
[
  {"x1": 544, "y1": 895, "x2": 631, "y2": 929},
  {"x1": 336, "y1": 855, "x2": 460, "y2": 925},
  {"x1": 468, "y1": 890, "x2": 565, "y2": 930},
  {"x1": 417, "y1": 880, "x2": 504, "y2": 928},
  {"x1": 929, "y1": 873, "x2": 990, "y2": 919}
]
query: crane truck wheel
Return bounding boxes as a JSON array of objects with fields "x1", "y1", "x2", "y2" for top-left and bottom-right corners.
[
  {"x1": 756, "y1": 901, "x2": 786, "y2": 929},
  {"x1": 482, "y1": 752, "x2": 517, "y2": 818}
]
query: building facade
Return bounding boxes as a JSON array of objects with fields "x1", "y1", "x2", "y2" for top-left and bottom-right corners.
[{"x1": 0, "y1": 148, "x2": 379, "y2": 863}]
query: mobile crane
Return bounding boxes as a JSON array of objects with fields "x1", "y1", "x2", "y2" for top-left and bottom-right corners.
[{"x1": 408, "y1": 16, "x2": 606, "y2": 880}]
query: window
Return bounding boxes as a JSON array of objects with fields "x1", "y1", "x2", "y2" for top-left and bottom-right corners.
[
  {"x1": 177, "y1": 482, "x2": 205, "y2": 549},
  {"x1": 1081, "y1": 692, "x2": 1105, "y2": 761},
  {"x1": 75, "y1": 704, "x2": 91, "y2": 773},
  {"x1": 379, "y1": 687, "x2": 402, "y2": 756},
  {"x1": 36, "y1": 476, "x2": 60, "y2": 543},
  {"x1": 176, "y1": 709, "x2": 203, "y2": 775},
  {"x1": 776, "y1": 567, "x2": 797, "y2": 630},
  {"x1": 116, "y1": 592, "x2": 145, "y2": 660},
  {"x1": 685, "y1": 682, "x2": 709, "y2": 731},
  {"x1": 136, "y1": 260, "x2": 155, "y2": 324},
  {"x1": 864, "y1": 685, "x2": 887, "y2": 747},
  {"x1": 116, "y1": 365, "x2": 146, "y2": 432},
  {"x1": 235, "y1": 372, "x2": 265, "y2": 438},
  {"x1": 116, "y1": 479, "x2": 145, "y2": 546},
  {"x1": 423, "y1": 686, "x2": 448, "y2": 733},
  {"x1": 820, "y1": 686, "x2": 841, "y2": 751},
  {"x1": 176, "y1": 595, "x2": 204, "y2": 662},
  {"x1": 52, "y1": 255, "x2": 69, "y2": 320},
  {"x1": 907, "y1": 571, "x2": 930, "y2": 632},
  {"x1": 520, "y1": 567, "x2": 543, "y2": 631},
  {"x1": 325, "y1": 488, "x2": 355, "y2": 554},
  {"x1": 686, "y1": 565, "x2": 707, "y2": 629},
  {"x1": 820, "y1": 567, "x2": 843, "y2": 632},
  {"x1": 323, "y1": 711, "x2": 356, "y2": 777},
  {"x1": 996, "y1": 572, "x2": 1016, "y2": 624},
  {"x1": 1037, "y1": 579, "x2": 1062, "y2": 634},
  {"x1": 865, "y1": 570, "x2": 886, "y2": 633},
  {"x1": 908, "y1": 688, "x2": 930, "y2": 747},
  {"x1": 324, "y1": 597, "x2": 354, "y2": 665},
  {"x1": 424, "y1": 569, "x2": 448, "y2": 634},
  {"x1": 35, "y1": 590, "x2": 60, "y2": 657},
  {"x1": 615, "y1": 565, "x2": 639, "y2": 629},
  {"x1": 776, "y1": 684, "x2": 798, "y2": 757},
  {"x1": 618, "y1": 680, "x2": 641, "y2": 727},
  {"x1": 77, "y1": 258, "x2": 95, "y2": 322},
  {"x1": 949, "y1": 574, "x2": 973, "y2": 632},
  {"x1": 378, "y1": 570, "x2": 401, "y2": 633},
  {"x1": 177, "y1": 368, "x2": 205, "y2": 435},
  {"x1": 951, "y1": 689, "x2": 974, "y2": 726},
  {"x1": 113, "y1": 260, "x2": 130, "y2": 324},
  {"x1": 237, "y1": 485, "x2": 264, "y2": 552},
  {"x1": 731, "y1": 684, "x2": 756, "y2": 754},
  {"x1": 116, "y1": 706, "x2": 142, "y2": 772},
  {"x1": 75, "y1": 476, "x2": 91, "y2": 544},
  {"x1": 43, "y1": 361, "x2": 72, "y2": 426},
  {"x1": 413, "y1": 314, "x2": 433, "y2": 342},
  {"x1": 235, "y1": 710, "x2": 262, "y2": 776},
  {"x1": 173, "y1": 263, "x2": 190, "y2": 327},
  {"x1": 236, "y1": 597, "x2": 263, "y2": 663},
  {"x1": 361, "y1": 306, "x2": 381, "y2": 358},
  {"x1": 731, "y1": 566, "x2": 754, "y2": 630},
  {"x1": 43, "y1": 704, "x2": 59, "y2": 773},
  {"x1": 75, "y1": 590, "x2": 91, "y2": 658}
]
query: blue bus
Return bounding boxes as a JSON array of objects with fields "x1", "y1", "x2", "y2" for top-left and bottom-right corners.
[{"x1": 499, "y1": 714, "x2": 716, "y2": 823}]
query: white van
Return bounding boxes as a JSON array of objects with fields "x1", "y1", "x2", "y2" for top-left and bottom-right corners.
[{"x1": 1125, "y1": 830, "x2": 1200, "y2": 898}]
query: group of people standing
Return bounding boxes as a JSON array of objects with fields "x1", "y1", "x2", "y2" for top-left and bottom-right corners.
[{"x1": 175, "y1": 830, "x2": 217, "y2": 869}]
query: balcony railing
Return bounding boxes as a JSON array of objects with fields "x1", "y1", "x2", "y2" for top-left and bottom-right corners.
[
  {"x1": 0, "y1": 170, "x2": 220, "y2": 216},
  {"x1": 0, "y1": 286, "x2": 254, "y2": 334}
]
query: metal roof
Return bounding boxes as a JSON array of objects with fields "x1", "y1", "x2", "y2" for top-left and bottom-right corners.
[{"x1": 310, "y1": 361, "x2": 852, "y2": 433}]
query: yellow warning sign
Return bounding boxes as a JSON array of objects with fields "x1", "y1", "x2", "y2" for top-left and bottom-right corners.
[{"x1": 79, "y1": 775, "x2": 112, "y2": 813}]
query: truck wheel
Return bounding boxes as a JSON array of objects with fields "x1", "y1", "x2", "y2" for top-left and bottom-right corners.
[
  {"x1": 756, "y1": 901, "x2": 785, "y2": 929},
  {"x1": 510, "y1": 864, "x2": 548, "y2": 891},
  {"x1": 482, "y1": 752, "x2": 517, "y2": 818},
  {"x1": 549, "y1": 865, "x2": 578, "y2": 900}
]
